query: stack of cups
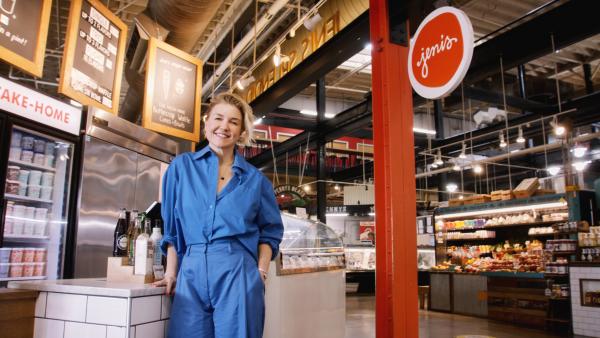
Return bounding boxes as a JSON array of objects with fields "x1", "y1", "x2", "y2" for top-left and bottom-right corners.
[
  {"x1": 34, "y1": 208, "x2": 47, "y2": 236},
  {"x1": 20, "y1": 135, "x2": 34, "y2": 163},
  {"x1": 9, "y1": 131, "x2": 22, "y2": 161},
  {"x1": 45, "y1": 142, "x2": 55, "y2": 168},
  {"x1": 41, "y1": 172, "x2": 54, "y2": 200},
  {"x1": 12, "y1": 205, "x2": 25, "y2": 235},
  {"x1": 17, "y1": 169, "x2": 29, "y2": 196},
  {"x1": 23, "y1": 207, "x2": 35, "y2": 235},
  {"x1": 0, "y1": 248, "x2": 10, "y2": 278},
  {"x1": 32, "y1": 139, "x2": 46, "y2": 166},
  {"x1": 4, "y1": 202, "x2": 14, "y2": 234},
  {"x1": 28, "y1": 170, "x2": 42, "y2": 199}
]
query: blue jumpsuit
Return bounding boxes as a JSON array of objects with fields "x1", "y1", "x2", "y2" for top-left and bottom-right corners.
[{"x1": 160, "y1": 146, "x2": 284, "y2": 338}]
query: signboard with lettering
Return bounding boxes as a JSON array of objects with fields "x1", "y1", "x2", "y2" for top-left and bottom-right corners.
[
  {"x1": 240, "y1": 0, "x2": 368, "y2": 103},
  {"x1": 0, "y1": 0, "x2": 52, "y2": 77},
  {"x1": 59, "y1": 0, "x2": 127, "y2": 114},
  {"x1": 408, "y1": 6, "x2": 474, "y2": 99},
  {"x1": 142, "y1": 38, "x2": 202, "y2": 142},
  {"x1": 0, "y1": 77, "x2": 82, "y2": 135}
]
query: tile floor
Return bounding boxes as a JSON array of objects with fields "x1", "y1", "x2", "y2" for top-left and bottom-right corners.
[{"x1": 345, "y1": 295, "x2": 583, "y2": 338}]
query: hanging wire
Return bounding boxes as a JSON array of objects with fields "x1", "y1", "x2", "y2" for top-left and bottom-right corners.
[
  {"x1": 268, "y1": 126, "x2": 280, "y2": 185},
  {"x1": 551, "y1": 34, "x2": 562, "y2": 114},
  {"x1": 285, "y1": 152, "x2": 289, "y2": 184},
  {"x1": 299, "y1": 132, "x2": 311, "y2": 185},
  {"x1": 362, "y1": 139, "x2": 366, "y2": 185},
  {"x1": 253, "y1": 0, "x2": 258, "y2": 64},
  {"x1": 542, "y1": 117, "x2": 549, "y2": 170},
  {"x1": 500, "y1": 56, "x2": 513, "y2": 189}
]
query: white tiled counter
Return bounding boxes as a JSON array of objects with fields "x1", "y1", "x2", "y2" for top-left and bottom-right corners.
[
  {"x1": 570, "y1": 262, "x2": 600, "y2": 338},
  {"x1": 7, "y1": 278, "x2": 170, "y2": 338}
]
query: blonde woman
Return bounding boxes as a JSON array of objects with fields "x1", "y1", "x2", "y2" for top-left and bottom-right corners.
[{"x1": 154, "y1": 93, "x2": 283, "y2": 338}]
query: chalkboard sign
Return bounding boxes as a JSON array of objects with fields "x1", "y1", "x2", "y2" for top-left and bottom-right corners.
[
  {"x1": 0, "y1": 0, "x2": 52, "y2": 77},
  {"x1": 142, "y1": 38, "x2": 202, "y2": 142},
  {"x1": 59, "y1": 0, "x2": 127, "y2": 115}
]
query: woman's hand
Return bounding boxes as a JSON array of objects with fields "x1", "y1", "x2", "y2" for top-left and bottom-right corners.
[{"x1": 153, "y1": 273, "x2": 177, "y2": 295}]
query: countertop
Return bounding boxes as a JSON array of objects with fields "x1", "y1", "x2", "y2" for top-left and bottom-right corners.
[{"x1": 7, "y1": 278, "x2": 166, "y2": 297}]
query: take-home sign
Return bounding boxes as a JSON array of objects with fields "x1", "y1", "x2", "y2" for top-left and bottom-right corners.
[{"x1": 408, "y1": 7, "x2": 473, "y2": 99}]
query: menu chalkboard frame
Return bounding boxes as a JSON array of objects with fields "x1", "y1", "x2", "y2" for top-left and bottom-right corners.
[
  {"x1": 0, "y1": 0, "x2": 52, "y2": 77},
  {"x1": 142, "y1": 37, "x2": 202, "y2": 142},
  {"x1": 58, "y1": 0, "x2": 127, "y2": 115}
]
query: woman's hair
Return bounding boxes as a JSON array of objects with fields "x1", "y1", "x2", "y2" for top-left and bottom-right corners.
[{"x1": 205, "y1": 92, "x2": 255, "y2": 146}]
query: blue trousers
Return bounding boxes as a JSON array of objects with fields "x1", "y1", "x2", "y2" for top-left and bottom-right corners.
[{"x1": 168, "y1": 239, "x2": 265, "y2": 338}]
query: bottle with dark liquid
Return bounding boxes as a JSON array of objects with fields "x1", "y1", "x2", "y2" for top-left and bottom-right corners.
[
  {"x1": 127, "y1": 210, "x2": 139, "y2": 266},
  {"x1": 113, "y1": 208, "x2": 128, "y2": 256}
]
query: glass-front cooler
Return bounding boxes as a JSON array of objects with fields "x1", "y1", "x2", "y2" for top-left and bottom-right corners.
[
  {"x1": 276, "y1": 213, "x2": 345, "y2": 275},
  {"x1": 2, "y1": 125, "x2": 75, "y2": 283}
]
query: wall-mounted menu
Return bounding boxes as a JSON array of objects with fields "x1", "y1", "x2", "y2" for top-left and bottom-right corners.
[
  {"x1": 59, "y1": 0, "x2": 127, "y2": 115},
  {"x1": 142, "y1": 37, "x2": 202, "y2": 142},
  {"x1": 0, "y1": 0, "x2": 52, "y2": 77}
]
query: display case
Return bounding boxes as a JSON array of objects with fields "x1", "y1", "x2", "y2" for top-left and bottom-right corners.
[
  {"x1": 345, "y1": 245, "x2": 375, "y2": 271},
  {"x1": 276, "y1": 213, "x2": 345, "y2": 275}
]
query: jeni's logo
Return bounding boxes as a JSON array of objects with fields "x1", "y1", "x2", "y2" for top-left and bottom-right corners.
[{"x1": 408, "y1": 7, "x2": 473, "y2": 99}]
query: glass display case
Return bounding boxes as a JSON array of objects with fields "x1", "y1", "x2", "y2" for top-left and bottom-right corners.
[
  {"x1": 345, "y1": 245, "x2": 375, "y2": 271},
  {"x1": 276, "y1": 213, "x2": 345, "y2": 275}
]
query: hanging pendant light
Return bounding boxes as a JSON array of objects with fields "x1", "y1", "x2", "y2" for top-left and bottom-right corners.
[
  {"x1": 516, "y1": 126, "x2": 525, "y2": 144},
  {"x1": 499, "y1": 132, "x2": 507, "y2": 148},
  {"x1": 572, "y1": 143, "x2": 587, "y2": 158},
  {"x1": 452, "y1": 163, "x2": 461, "y2": 171},
  {"x1": 546, "y1": 166, "x2": 561, "y2": 176},
  {"x1": 458, "y1": 142, "x2": 467, "y2": 159},
  {"x1": 550, "y1": 116, "x2": 565, "y2": 136},
  {"x1": 473, "y1": 164, "x2": 483, "y2": 174},
  {"x1": 434, "y1": 149, "x2": 444, "y2": 165}
]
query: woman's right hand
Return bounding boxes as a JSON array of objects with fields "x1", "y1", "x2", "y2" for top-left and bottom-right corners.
[{"x1": 152, "y1": 273, "x2": 177, "y2": 295}]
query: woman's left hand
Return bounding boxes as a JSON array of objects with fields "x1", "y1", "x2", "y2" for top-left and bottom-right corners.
[{"x1": 258, "y1": 267, "x2": 267, "y2": 283}]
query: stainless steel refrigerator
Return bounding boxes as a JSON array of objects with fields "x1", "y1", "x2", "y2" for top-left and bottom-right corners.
[{"x1": 72, "y1": 107, "x2": 178, "y2": 278}]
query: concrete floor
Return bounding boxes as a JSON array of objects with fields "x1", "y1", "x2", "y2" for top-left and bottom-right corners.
[{"x1": 345, "y1": 295, "x2": 579, "y2": 338}]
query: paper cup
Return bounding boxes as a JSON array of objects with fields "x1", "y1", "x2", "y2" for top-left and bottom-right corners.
[
  {"x1": 34, "y1": 208, "x2": 48, "y2": 220},
  {"x1": 6, "y1": 202, "x2": 14, "y2": 216},
  {"x1": 40, "y1": 186, "x2": 52, "y2": 200},
  {"x1": 44, "y1": 142, "x2": 55, "y2": 155},
  {"x1": 41, "y1": 172, "x2": 54, "y2": 187},
  {"x1": 12, "y1": 220, "x2": 24, "y2": 235},
  {"x1": 23, "y1": 248, "x2": 35, "y2": 263},
  {"x1": 9, "y1": 264, "x2": 24, "y2": 277},
  {"x1": 33, "y1": 263, "x2": 45, "y2": 276},
  {"x1": 13, "y1": 205, "x2": 25, "y2": 217},
  {"x1": 10, "y1": 248, "x2": 23, "y2": 263},
  {"x1": 33, "y1": 222, "x2": 46, "y2": 236},
  {"x1": 23, "y1": 221, "x2": 35, "y2": 235},
  {"x1": 44, "y1": 154, "x2": 55, "y2": 168},
  {"x1": 10, "y1": 131, "x2": 22, "y2": 147},
  {"x1": 28, "y1": 170, "x2": 42, "y2": 185},
  {"x1": 4, "y1": 218, "x2": 13, "y2": 234},
  {"x1": 33, "y1": 139, "x2": 46, "y2": 153},
  {"x1": 33, "y1": 153, "x2": 45, "y2": 166},
  {"x1": 27, "y1": 185, "x2": 41, "y2": 199},
  {"x1": 9, "y1": 146, "x2": 21, "y2": 160},
  {"x1": 21, "y1": 136, "x2": 34, "y2": 150},
  {"x1": 23, "y1": 263, "x2": 34, "y2": 277},
  {"x1": 20, "y1": 150, "x2": 33, "y2": 163},
  {"x1": 0, "y1": 263, "x2": 9, "y2": 278},
  {"x1": 24, "y1": 206, "x2": 35, "y2": 218},
  {"x1": 17, "y1": 183, "x2": 27, "y2": 196},
  {"x1": 7, "y1": 166, "x2": 20, "y2": 180},
  {"x1": 17, "y1": 170, "x2": 30, "y2": 184},
  {"x1": 34, "y1": 249, "x2": 47, "y2": 263},
  {"x1": 0, "y1": 248, "x2": 11, "y2": 263},
  {"x1": 5, "y1": 180, "x2": 20, "y2": 194}
]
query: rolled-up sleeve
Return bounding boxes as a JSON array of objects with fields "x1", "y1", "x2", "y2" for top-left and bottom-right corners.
[
  {"x1": 160, "y1": 160, "x2": 186, "y2": 262},
  {"x1": 256, "y1": 176, "x2": 284, "y2": 260}
]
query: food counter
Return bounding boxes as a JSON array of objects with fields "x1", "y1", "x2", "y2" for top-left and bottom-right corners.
[
  {"x1": 8, "y1": 279, "x2": 170, "y2": 338},
  {"x1": 264, "y1": 213, "x2": 345, "y2": 338}
]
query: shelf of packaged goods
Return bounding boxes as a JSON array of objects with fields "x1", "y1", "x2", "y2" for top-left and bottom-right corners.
[
  {"x1": 436, "y1": 194, "x2": 567, "y2": 219},
  {"x1": 442, "y1": 221, "x2": 562, "y2": 232},
  {"x1": 3, "y1": 234, "x2": 50, "y2": 242},
  {"x1": 4, "y1": 193, "x2": 52, "y2": 204},
  {"x1": 446, "y1": 237, "x2": 497, "y2": 242},
  {"x1": 8, "y1": 159, "x2": 56, "y2": 173},
  {"x1": 0, "y1": 276, "x2": 46, "y2": 282}
]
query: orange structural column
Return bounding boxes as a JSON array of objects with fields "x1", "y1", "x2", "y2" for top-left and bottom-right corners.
[{"x1": 370, "y1": 1, "x2": 419, "y2": 337}]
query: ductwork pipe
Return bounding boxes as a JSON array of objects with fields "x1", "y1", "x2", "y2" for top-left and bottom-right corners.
[
  {"x1": 201, "y1": 0, "x2": 290, "y2": 97},
  {"x1": 415, "y1": 131, "x2": 600, "y2": 178}
]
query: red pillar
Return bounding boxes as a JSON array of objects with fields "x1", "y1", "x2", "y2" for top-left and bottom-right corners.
[{"x1": 370, "y1": 1, "x2": 419, "y2": 337}]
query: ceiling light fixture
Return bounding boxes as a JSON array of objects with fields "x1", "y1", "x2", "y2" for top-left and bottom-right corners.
[
  {"x1": 572, "y1": 143, "x2": 587, "y2": 158},
  {"x1": 551, "y1": 116, "x2": 565, "y2": 136},
  {"x1": 253, "y1": 117, "x2": 263, "y2": 125},
  {"x1": 413, "y1": 127, "x2": 436, "y2": 136},
  {"x1": 273, "y1": 45, "x2": 290, "y2": 67},
  {"x1": 516, "y1": 126, "x2": 525, "y2": 144},
  {"x1": 235, "y1": 75, "x2": 256, "y2": 90},
  {"x1": 546, "y1": 166, "x2": 561, "y2": 176},
  {"x1": 473, "y1": 164, "x2": 483, "y2": 174},
  {"x1": 303, "y1": 13, "x2": 322, "y2": 31},
  {"x1": 459, "y1": 142, "x2": 467, "y2": 159},
  {"x1": 446, "y1": 183, "x2": 458, "y2": 193},
  {"x1": 573, "y1": 161, "x2": 591, "y2": 172},
  {"x1": 452, "y1": 163, "x2": 461, "y2": 171},
  {"x1": 499, "y1": 132, "x2": 507, "y2": 148},
  {"x1": 434, "y1": 149, "x2": 444, "y2": 165},
  {"x1": 334, "y1": 185, "x2": 340, "y2": 191}
]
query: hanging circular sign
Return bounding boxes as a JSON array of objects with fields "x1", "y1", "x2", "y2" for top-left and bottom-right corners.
[{"x1": 408, "y1": 6, "x2": 474, "y2": 99}]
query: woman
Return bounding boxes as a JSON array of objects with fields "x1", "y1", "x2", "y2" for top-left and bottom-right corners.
[{"x1": 154, "y1": 92, "x2": 284, "y2": 338}]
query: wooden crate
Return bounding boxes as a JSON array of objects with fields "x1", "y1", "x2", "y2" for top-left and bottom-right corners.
[
  {"x1": 491, "y1": 190, "x2": 513, "y2": 201},
  {"x1": 469, "y1": 194, "x2": 491, "y2": 204},
  {"x1": 514, "y1": 178, "x2": 540, "y2": 198},
  {"x1": 448, "y1": 199, "x2": 463, "y2": 206}
]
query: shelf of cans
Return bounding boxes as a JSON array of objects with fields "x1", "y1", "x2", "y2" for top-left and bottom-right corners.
[{"x1": 0, "y1": 247, "x2": 47, "y2": 280}]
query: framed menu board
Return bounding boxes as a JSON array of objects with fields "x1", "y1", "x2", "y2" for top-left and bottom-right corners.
[
  {"x1": 59, "y1": 0, "x2": 127, "y2": 114},
  {"x1": 142, "y1": 38, "x2": 202, "y2": 142},
  {"x1": 0, "y1": 0, "x2": 52, "y2": 77}
]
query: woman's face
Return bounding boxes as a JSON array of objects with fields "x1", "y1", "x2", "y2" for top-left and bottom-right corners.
[{"x1": 205, "y1": 103, "x2": 243, "y2": 151}]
